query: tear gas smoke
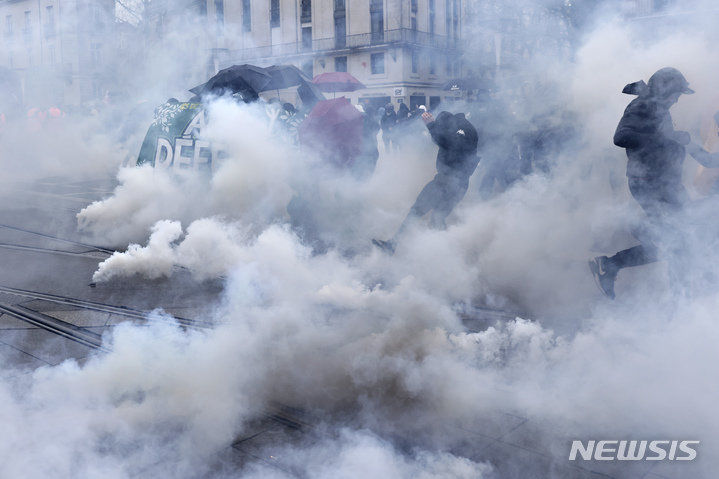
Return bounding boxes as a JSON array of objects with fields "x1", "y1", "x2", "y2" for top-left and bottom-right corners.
[{"x1": 2, "y1": 2, "x2": 719, "y2": 478}]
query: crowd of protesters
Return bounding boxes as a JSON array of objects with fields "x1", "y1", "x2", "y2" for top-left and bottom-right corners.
[
  {"x1": 7, "y1": 66, "x2": 718, "y2": 301},
  {"x1": 364, "y1": 67, "x2": 719, "y2": 301}
]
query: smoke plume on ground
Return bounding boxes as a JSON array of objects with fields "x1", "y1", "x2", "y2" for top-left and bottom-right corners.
[{"x1": 2, "y1": 3, "x2": 719, "y2": 478}]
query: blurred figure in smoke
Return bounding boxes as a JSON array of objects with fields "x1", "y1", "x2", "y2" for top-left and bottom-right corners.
[
  {"x1": 393, "y1": 102, "x2": 410, "y2": 150},
  {"x1": 693, "y1": 110, "x2": 719, "y2": 195},
  {"x1": 27, "y1": 107, "x2": 46, "y2": 132},
  {"x1": 518, "y1": 110, "x2": 579, "y2": 176},
  {"x1": 372, "y1": 111, "x2": 480, "y2": 255},
  {"x1": 475, "y1": 98, "x2": 524, "y2": 200},
  {"x1": 351, "y1": 104, "x2": 381, "y2": 180},
  {"x1": 380, "y1": 103, "x2": 398, "y2": 153},
  {"x1": 44, "y1": 106, "x2": 65, "y2": 132},
  {"x1": 589, "y1": 67, "x2": 719, "y2": 300}
]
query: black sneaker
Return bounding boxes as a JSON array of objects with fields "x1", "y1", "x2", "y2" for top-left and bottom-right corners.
[
  {"x1": 588, "y1": 256, "x2": 617, "y2": 300},
  {"x1": 372, "y1": 238, "x2": 396, "y2": 255}
]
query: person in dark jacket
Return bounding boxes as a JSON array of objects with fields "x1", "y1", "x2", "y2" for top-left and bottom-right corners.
[
  {"x1": 393, "y1": 102, "x2": 411, "y2": 150},
  {"x1": 380, "y1": 103, "x2": 398, "y2": 153},
  {"x1": 589, "y1": 67, "x2": 719, "y2": 299},
  {"x1": 373, "y1": 111, "x2": 480, "y2": 254},
  {"x1": 351, "y1": 105, "x2": 381, "y2": 180}
]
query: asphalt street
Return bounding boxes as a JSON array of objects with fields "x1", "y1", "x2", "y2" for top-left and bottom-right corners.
[{"x1": 0, "y1": 175, "x2": 699, "y2": 479}]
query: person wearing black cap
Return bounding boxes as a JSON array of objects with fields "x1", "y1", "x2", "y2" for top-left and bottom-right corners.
[
  {"x1": 372, "y1": 110, "x2": 480, "y2": 255},
  {"x1": 589, "y1": 67, "x2": 705, "y2": 299}
]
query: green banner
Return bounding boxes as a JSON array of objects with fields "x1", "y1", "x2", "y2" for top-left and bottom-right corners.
[{"x1": 136, "y1": 101, "x2": 226, "y2": 172}]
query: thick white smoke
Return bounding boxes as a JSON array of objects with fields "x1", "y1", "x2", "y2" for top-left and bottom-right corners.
[{"x1": 3, "y1": 2, "x2": 719, "y2": 478}]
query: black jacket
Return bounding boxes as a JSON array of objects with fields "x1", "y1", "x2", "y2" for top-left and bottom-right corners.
[
  {"x1": 427, "y1": 112, "x2": 480, "y2": 178},
  {"x1": 381, "y1": 110, "x2": 398, "y2": 133},
  {"x1": 614, "y1": 96, "x2": 685, "y2": 180}
]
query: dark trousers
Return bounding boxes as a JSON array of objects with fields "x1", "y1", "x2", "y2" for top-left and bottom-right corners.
[
  {"x1": 395, "y1": 172, "x2": 470, "y2": 238},
  {"x1": 606, "y1": 177, "x2": 689, "y2": 273}
]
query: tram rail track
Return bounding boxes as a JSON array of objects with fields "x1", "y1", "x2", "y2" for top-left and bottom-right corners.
[
  {"x1": 0, "y1": 285, "x2": 213, "y2": 330},
  {"x1": 0, "y1": 290, "x2": 311, "y2": 432},
  {"x1": 0, "y1": 242, "x2": 111, "y2": 259},
  {"x1": 0, "y1": 223, "x2": 116, "y2": 255},
  {"x1": 0, "y1": 302, "x2": 110, "y2": 353}
]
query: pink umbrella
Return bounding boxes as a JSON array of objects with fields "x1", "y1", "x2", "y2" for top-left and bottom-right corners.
[
  {"x1": 312, "y1": 72, "x2": 366, "y2": 98},
  {"x1": 298, "y1": 97, "x2": 364, "y2": 168}
]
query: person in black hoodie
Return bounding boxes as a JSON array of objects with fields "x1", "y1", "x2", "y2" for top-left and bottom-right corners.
[
  {"x1": 373, "y1": 110, "x2": 480, "y2": 254},
  {"x1": 589, "y1": 67, "x2": 719, "y2": 299},
  {"x1": 380, "y1": 103, "x2": 398, "y2": 153}
]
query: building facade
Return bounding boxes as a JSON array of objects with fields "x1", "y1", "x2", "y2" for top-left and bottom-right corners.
[
  {"x1": 0, "y1": 0, "x2": 115, "y2": 113},
  {"x1": 149, "y1": 0, "x2": 470, "y2": 111}
]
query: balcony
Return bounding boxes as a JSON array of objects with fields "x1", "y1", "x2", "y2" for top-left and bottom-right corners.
[{"x1": 223, "y1": 28, "x2": 459, "y2": 63}]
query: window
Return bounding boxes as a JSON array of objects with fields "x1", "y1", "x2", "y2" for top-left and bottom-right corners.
[
  {"x1": 334, "y1": 56, "x2": 347, "y2": 72},
  {"x1": 654, "y1": 0, "x2": 674, "y2": 11},
  {"x1": 301, "y1": 59, "x2": 313, "y2": 79},
  {"x1": 452, "y1": 0, "x2": 459, "y2": 38},
  {"x1": 5, "y1": 15, "x2": 12, "y2": 37},
  {"x1": 90, "y1": 43, "x2": 102, "y2": 69},
  {"x1": 196, "y1": 0, "x2": 207, "y2": 16},
  {"x1": 429, "y1": 0, "x2": 435, "y2": 35},
  {"x1": 371, "y1": 52, "x2": 384, "y2": 74},
  {"x1": 44, "y1": 6, "x2": 55, "y2": 36},
  {"x1": 411, "y1": 50, "x2": 418, "y2": 74},
  {"x1": 270, "y1": 0, "x2": 280, "y2": 27},
  {"x1": 302, "y1": 27, "x2": 312, "y2": 50},
  {"x1": 301, "y1": 0, "x2": 311, "y2": 23},
  {"x1": 334, "y1": 15, "x2": 346, "y2": 47},
  {"x1": 429, "y1": 53, "x2": 436, "y2": 75},
  {"x1": 411, "y1": 16, "x2": 417, "y2": 42},
  {"x1": 48, "y1": 44, "x2": 56, "y2": 66},
  {"x1": 445, "y1": 0, "x2": 451, "y2": 37},
  {"x1": 26, "y1": 47, "x2": 33, "y2": 67},
  {"x1": 370, "y1": 5, "x2": 383, "y2": 43},
  {"x1": 216, "y1": 1, "x2": 225, "y2": 33},
  {"x1": 243, "y1": 0, "x2": 251, "y2": 31},
  {"x1": 22, "y1": 12, "x2": 32, "y2": 42},
  {"x1": 90, "y1": 4, "x2": 105, "y2": 32},
  {"x1": 92, "y1": 80, "x2": 102, "y2": 99}
]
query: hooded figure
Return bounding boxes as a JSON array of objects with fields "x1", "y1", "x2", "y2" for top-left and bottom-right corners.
[
  {"x1": 589, "y1": 67, "x2": 719, "y2": 299},
  {"x1": 380, "y1": 103, "x2": 398, "y2": 152},
  {"x1": 372, "y1": 111, "x2": 480, "y2": 255},
  {"x1": 614, "y1": 67, "x2": 694, "y2": 187}
]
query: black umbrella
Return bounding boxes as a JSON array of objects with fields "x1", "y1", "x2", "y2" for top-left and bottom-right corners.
[
  {"x1": 263, "y1": 64, "x2": 312, "y2": 91},
  {"x1": 189, "y1": 64, "x2": 274, "y2": 99},
  {"x1": 297, "y1": 80, "x2": 326, "y2": 109},
  {"x1": 441, "y1": 77, "x2": 494, "y2": 91},
  {"x1": 262, "y1": 64, "x2": 326, "y2": 108}
]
